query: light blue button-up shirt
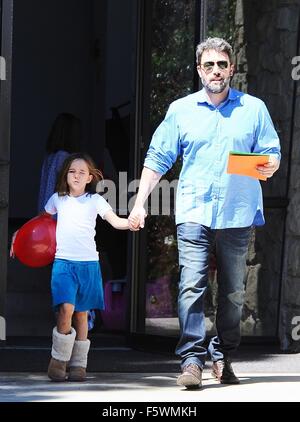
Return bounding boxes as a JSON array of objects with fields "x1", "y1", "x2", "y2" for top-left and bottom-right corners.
[{"x1": 144, "y1": 88, "x2": 281, "y2": 228}]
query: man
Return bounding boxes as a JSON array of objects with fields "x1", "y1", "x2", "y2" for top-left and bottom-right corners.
[{"x1": 128, "y1": 37, "x2": 280, "y2": 389}]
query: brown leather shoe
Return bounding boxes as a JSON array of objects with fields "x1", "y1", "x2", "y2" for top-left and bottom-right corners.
[
  {"x1": 177, "y1": 363, "x2": 202, "y2": 388},
  {"x1": 68, "y1": 366, "x2": 87, "y2": 382},
  {"x1": 212, "y1": 358, "x2": 240, "y2": 384},
  {"x1": 47, "y1": 358, "x2": 67, "y2": 382}
]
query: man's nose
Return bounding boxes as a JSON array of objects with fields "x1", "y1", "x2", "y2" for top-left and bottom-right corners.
[{"x1": 212, "y1": 64, "x2": 221, "y2": 73}]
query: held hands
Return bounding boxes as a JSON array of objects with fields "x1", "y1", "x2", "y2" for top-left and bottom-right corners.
[
  {"x1": 128, "y1": 205, "x2": 147, "y2": 231},
  {"x1": 256, "y1": 156, "x2": 280, "y2": 179},
  {"x1": 128, "y1": 215, "x2": 141, "y2": 231}
]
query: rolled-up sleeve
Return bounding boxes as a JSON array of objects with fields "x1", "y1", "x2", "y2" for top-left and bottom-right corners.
[
  {"x1": 144, "y1": 103, "x2": 180, "y2": 175},
  {"x1": 252, "y1": 100, "x2": 281, "y2": 160}
]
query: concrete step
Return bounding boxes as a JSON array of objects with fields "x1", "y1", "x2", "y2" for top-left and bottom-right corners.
[{"x1": 0, "y1": 334, "x2": 179, "y2": 372}]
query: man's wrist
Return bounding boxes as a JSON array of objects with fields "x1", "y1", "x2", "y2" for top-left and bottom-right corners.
[{"x1": 134, "y1": 200, "x2": 145, "y2": 208}]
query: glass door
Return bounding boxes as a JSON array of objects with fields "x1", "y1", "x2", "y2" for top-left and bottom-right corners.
[
  {"x1": 131, "y1": 0, "x2": 285, "y2": 341},
  {"x1": 130, "y1": 0, "x2": 200, "y2": 338},
  {"x1": 146, "y1": 0, "x2": 200, "y2": 337}
]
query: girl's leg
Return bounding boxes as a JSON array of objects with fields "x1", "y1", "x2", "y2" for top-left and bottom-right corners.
[
  {"x1": 57, "y1": 303, "x2": 74, "y2": 334},
  {"x1": 68, "y1": 311, "x2": 90, "y2": 382},
  {"x1": 48, "y1": 303, "x2": 76, "y2": 382},
  {"x1": 72, "y1": 311, "x2": 88, "y2": 340}
]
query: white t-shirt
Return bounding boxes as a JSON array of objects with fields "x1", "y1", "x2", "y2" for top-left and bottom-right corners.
[{"x1": 45, "y1": 192, "x2": 112, "y2": 261}]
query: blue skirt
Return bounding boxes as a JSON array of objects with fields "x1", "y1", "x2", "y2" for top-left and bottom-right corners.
[{"x1": 51, "y1": 259, "x2": 105, "y2": 311}]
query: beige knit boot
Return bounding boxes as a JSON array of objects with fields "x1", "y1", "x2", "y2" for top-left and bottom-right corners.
[
  {"x1": 68, "y1": 339, "x2": 91, "y2": 382},
  {"x1": 47, "y1": 326, "x2": 76, "y2": 382}
]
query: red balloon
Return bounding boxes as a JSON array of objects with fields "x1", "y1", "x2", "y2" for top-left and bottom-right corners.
[{"x1": 14, "y1": 215, "x2": 57, "y2": 267}]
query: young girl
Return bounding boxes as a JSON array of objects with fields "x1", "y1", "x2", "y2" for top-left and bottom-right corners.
[{"x1": 12, "y1": 152, "x2": 137, "y2": 382}]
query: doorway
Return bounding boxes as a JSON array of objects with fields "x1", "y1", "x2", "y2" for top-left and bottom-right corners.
[
  {"x1": 6, "y1": 0, "x2": 135, "y2": 340},
  {"x1": 130, "y1": 0, "x2": 285, "y2": 346}
]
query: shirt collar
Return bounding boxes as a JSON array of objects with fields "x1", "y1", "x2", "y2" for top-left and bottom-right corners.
[{"x1": 196, "y1": 87, "x2": 240, "y2": 106}]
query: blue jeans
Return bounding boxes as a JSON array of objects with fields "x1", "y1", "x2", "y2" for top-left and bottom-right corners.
[{"x1": 176, "y1": 223, "x2": 252, "y2": 369}]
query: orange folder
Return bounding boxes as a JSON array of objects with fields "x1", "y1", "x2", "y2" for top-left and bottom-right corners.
[{"x1": 227, "y1": 151, "x2": 269, "y2": 181}]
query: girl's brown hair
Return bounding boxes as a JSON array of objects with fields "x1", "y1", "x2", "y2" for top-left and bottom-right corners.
[{"x1": 56, "y1": 153, "x2": 103, "y2": 196}]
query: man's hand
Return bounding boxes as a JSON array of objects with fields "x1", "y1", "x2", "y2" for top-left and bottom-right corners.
[
  {"x1": 256, "y1": 156, "x2": 280, "y2": 179},
  {"x1": 128, "y1": 216, "x2": 141, "y2": 231},
  {"x1": 128, "y1": 206, "x2": 147, "y2": 230}
]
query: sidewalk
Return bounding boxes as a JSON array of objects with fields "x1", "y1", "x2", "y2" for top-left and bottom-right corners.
[
  {"x1": 0, "y1": 370, "x2": 300, "y2": 402},
  {"x1": 0, "y1": 344, "x2": 300, "y2": 403}
]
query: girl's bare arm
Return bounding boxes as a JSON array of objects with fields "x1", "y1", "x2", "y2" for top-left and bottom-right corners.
[{"x1": 104, "y1": 210, "x2": 139, "y2": 231}]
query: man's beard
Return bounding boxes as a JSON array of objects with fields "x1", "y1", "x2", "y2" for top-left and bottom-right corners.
[{"x1": 201, "y1": 76, "x2": 230, "y2": 94}]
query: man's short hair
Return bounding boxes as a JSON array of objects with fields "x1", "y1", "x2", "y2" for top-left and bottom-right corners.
[{"x1": 196, "y1": 37, "x2": 234, "y2": 65}]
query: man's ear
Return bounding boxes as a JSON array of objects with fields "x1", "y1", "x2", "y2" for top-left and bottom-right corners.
[
  {"x1": 230, "y1": 63, "x2": 235, "y2": 77},
  {"x1": 196, "y1": 64, "x2": 202, "y2": 77}
]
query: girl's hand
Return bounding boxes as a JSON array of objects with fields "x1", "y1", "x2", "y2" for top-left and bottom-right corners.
[
  {"x1": 128, "y1": 206, "x2": 147, "y2": 230},
  {"x1": 10, "y1": 231, "x2": 18, "y2": 258},
  {"x1": 128, "y1": 215, "x2": 141, "y2": 231}
]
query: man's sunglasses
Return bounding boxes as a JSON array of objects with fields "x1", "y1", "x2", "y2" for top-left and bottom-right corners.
[{"x1": 200, "y1": 61, "x2": 229, "y2": 72}]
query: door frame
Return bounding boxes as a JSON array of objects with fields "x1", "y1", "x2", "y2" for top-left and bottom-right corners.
[
  {"x1": 0, "y1": 0, "x2": 13, "y2": 344},
  {"x1": 128, "y1": 0, "x2": 153, "y2": 335},
  {"x1": 128, "y1": 0, "x2": 203, "y2": 339}
]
